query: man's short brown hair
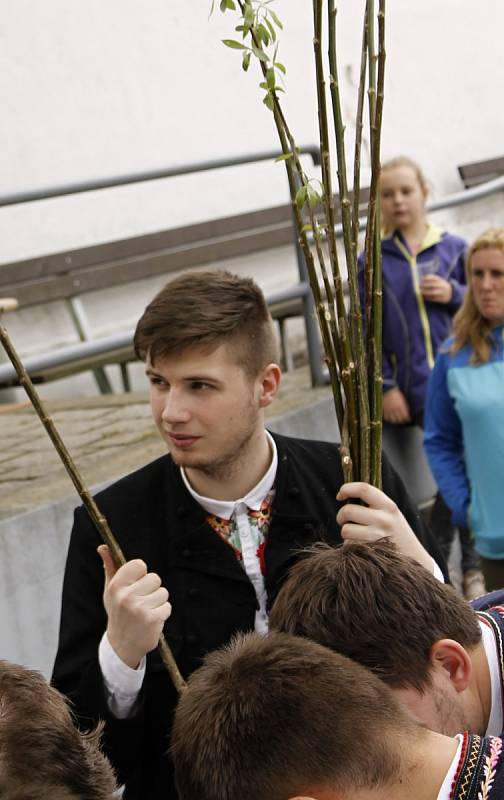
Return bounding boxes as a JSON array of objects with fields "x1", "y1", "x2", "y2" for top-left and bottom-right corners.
[
  {"x1": 172, "y1": 631, "x2": 422, "y2": 800},
  {"x1": 269, "y1": 540, "x2": 482, "y2": 692},
  {"x1": 0, "y1": 660, "x2": 116, "y2": 799},
  {"x1": 134, "y1": 269, "x2": 279, "y2": 377}
]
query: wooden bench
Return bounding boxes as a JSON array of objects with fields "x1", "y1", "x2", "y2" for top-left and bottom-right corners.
[
  {"x1": 0, "y1": 189, "x2": 368, "y2": 392},
  {"x1": 458, "y1": 155, "x2": 504, "y2": 188}
]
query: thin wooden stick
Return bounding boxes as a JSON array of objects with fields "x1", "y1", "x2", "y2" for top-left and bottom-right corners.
[
  {"x1": 0, "y1": 323, "x2": 187, "y2": 695},
  {"x1": 369, "y1": 0, "x2": 386, "y2": 488}
]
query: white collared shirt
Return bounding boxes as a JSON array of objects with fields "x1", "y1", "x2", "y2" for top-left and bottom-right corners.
[
  {"x1": 181, "y1": 430, "x2": 277, "y2": 635},
  {"x1": 99, "y1": 432, "x2": 277, "y2": 717},
  {"x1": 436, "y1": 734, "x2": 463, "y2": 800},
  {"x1": 481, "y1": 618, "x2": 503, "y2": 736}
]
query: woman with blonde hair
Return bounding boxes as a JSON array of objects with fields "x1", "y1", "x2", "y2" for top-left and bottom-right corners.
[{"x1": 425, "y1": 228, "x2": 504, "y2": 589}]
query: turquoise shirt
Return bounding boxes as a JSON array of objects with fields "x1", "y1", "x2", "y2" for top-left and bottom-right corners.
[{"x1": 424, "y1": 325, "x2": 504, "y2": 558}]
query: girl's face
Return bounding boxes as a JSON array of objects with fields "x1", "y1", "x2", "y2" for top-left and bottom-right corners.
[
  {"x1": 380, "y1": 165, "x2": 427, "y2": 233},
  {"x1": 470, "y1": 247, "x2": 504, "y2": 327}
]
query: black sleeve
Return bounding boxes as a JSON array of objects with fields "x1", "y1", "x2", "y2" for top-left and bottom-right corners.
[
  {"x1": 381, "y1": 450, "x2": 449, "y2": 582},
  {"x1": 51, "y1": 506, "x2": 146, "y2": 786}
]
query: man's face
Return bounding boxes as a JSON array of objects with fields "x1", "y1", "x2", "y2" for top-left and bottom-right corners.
[
  {"x1": 148, "y1": 343, "x2": 273, "y2": 480},
  {"x1": 391, "y1": 678, "x2": 470, "y2": 737}
]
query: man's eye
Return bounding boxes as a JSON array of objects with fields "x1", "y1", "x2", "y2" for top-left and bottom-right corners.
[
  {"x1": 191, "y1": 381, "x2": 212, "y2": 390},
  {"x1": 149, "y1": 376, "x2": 167, "y2": 387}
]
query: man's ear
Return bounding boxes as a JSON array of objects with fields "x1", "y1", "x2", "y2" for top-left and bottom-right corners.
[
  {"x1": 257, "y1": 362, "x2": 281, "y2": 408},
  {"x1": 430, "y1": 639, "x2": 472, "y2": 693}
]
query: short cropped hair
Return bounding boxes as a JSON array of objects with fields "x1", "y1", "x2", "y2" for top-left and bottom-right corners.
[
  {"x1": 134, "y1": 269, "x2": 279, "y2": 377},
  {"x1": 269, "y1": 540, "x2": 482, "y2": 692},
  {"x1": 172, "y1": 631, "x2": 422, "y2": 800},
  {"x1": 0, "y1": 660, "x2": 116, "y2": 799}
]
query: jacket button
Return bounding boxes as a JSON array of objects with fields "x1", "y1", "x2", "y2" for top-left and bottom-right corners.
[
  {"x1": 288, "y1": 487, "x2": 300, "y2": 497},
  {"x1": 188, "y1": 588, "x2": 199, "y2": 598},
  {"x1": 182, "y1": 548, "x2": 191, "y2": 558},
  {"x1": 186, "y1": 634, "x2": 197, "y2": 645},
  {"x1": 176, "y1": 506, "x2": 187, "y2": 517}
]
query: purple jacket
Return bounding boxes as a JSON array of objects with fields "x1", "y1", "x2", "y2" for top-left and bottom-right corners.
[{"x1": 358, "y1": 225, "x2": 467, "y2": 417}]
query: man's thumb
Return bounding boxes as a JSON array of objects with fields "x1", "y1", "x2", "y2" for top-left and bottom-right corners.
[{"x1": 97, "y1": 544, "x2": 118, "y2": 586}]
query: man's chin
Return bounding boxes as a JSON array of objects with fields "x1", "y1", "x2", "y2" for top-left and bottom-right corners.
[{"x1": 168, "y1": 447, "x2": 208, "y2": 471}]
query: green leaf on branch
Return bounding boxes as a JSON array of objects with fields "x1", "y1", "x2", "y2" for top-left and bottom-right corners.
[
  {"x1": 301, "y1": 224, "x2": 313, "y2": 233},
  {"x1": 242, "y1": 51, "x2": 251, "y2": 71},
  {"x1": 265, "y1": 18, "x2": 277, "y2": 42},
  {"x1": 275, "y1": 152, "x2": 294, "y2": 162},
  {"x1": 220, "y1": 0, "x2": 236, "y2": 10},
  {"x1": 295, "y1": 185, "x2": 308, "y2": 209},
  {"x1": 252, "y1": 45, "x2": 269, "y2": 62},
  {"x1": 275, "y1": 61, "x2": 286, "y2": 75},
  {"x1": 263, "y1": 92, "x2": 274, "y2": 110},
  {"x1": 307, "y1": 185, "x2": 321, "y2": 209},
  {"x1": 223, "y1": 39, "x2": 247, "y2": 50},
  {"x1": 269, "y1": 9, "x2": 283, "y2": 29},
  {"x1": 266, "y1": 67, "x2": 276, "y2": 89},
  {"x1": 256, "y1": 24, "x2": 270, "y2": 46},
  {"x1": 244, "y1": 2, "x2": 254, "y2": 27}
]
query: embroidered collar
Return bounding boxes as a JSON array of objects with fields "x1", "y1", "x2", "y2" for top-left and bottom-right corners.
[{"x1": 479, "y1": 609, "x2": 504, "y2": 736}]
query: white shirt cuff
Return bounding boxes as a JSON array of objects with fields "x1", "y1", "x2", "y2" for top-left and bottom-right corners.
[
  {"x1": 98, "y1": 632, "x2": 146, "y2": 719},
  {"x1": 432, "y1": 559, "x2": 445, "y2": 583}
]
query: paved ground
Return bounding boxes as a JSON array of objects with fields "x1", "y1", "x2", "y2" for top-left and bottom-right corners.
[{"x1": 0, "y1": 365, "x2": 332, "y2": 521}]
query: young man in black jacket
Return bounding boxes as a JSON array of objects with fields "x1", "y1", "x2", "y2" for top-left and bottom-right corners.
[{"x1": 52, "y1": 269, "x2": 446, "y2": 799}]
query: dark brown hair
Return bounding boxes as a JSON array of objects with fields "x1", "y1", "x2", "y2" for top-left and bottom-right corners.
[
  {"x1": 172, "y1": 631, "x2": 422, "y2": 800},
  {"x1": 269, "y1": 540, "x2": 482, "y2": 692},
  {"x1": 0, "y1": 660, "x2": 116, "y2": 799},
  {"x1": 134, "y1": 269, "x2": 279, "y2": 377}
]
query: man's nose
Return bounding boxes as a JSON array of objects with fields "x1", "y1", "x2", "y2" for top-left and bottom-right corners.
[{"x1": 161, "y1": 389, "x2": 190, "y2": 423}]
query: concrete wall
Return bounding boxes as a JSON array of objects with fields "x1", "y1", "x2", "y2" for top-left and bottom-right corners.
[{"x1": 0, "y1": 0, "x2": 503, "y2": 263}]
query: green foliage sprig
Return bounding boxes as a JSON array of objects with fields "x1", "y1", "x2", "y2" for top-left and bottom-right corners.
[{"x1": 213, "y1": 0, "x2": 385, "y2": 486}]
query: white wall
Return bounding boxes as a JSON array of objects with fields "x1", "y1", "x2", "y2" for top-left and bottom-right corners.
[{"x1": 0, "y1": 0, "x2": 503, "y2": 262}]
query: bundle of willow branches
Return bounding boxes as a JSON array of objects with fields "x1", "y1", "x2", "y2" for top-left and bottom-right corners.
[{"x1": 217, "y1": 0, "x2": 385, "y2": 487}]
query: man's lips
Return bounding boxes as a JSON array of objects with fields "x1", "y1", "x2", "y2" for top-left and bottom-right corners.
[{"x1": 167, "y1": 433, "x2": 201, "y2": 448}]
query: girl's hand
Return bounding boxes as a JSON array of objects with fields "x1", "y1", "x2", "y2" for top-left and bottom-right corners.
[
  {"x1": 383, "y1": 388, "x2": 411, "y2": 424},
  {"x1": 419, "y1": 275, "x2": 453, "y2": 303}
]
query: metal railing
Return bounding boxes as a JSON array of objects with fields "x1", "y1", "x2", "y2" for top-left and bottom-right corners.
[
  {"x1": 0, "y1": 167, "x2": 503, "y2": 392},
  {"x1": 0, "y1": 146, "x2": 327, "y2": 387}
]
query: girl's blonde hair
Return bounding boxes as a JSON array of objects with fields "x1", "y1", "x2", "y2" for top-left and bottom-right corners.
[
  {"x1": 451, "y1": 228, "x2": 504, "y2": 363},
  {"x1": 380, "y1": 156, "x2": 428, "y2": 193}
]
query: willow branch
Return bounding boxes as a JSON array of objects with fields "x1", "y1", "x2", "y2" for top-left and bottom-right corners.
[
  {"x1": 312, "y1": 0, "x2": 346, "y2": 323},
  {"x1": 369, "y1": 0, "x2": 385, "y2": 487},
  {"x1": 363, "y1": 0, "x2": 376, "y2": 330},
  {"x1": 0, "y1": 324, "x2": 187, "y2": 695},
  {"x1": 328, "y1": 0, "x2": 370, "y2": 480},
  {"x1": 352, "y1": 11, "x2": 368, "y2": 255}
]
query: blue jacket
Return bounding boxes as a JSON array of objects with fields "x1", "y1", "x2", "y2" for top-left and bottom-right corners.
[
  {"x1": 424, "y1": 326, "x2": 504, "y2": 558},
  {"x1": 358, "y1": 225, "x2": 466, "y2": 416}
]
